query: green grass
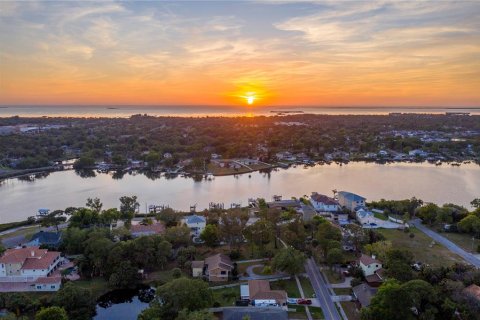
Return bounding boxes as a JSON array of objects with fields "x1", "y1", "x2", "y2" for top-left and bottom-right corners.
[
  {"x1": 271, "y1": 278, "x2": 300, "y2": 297},
  {"x1": 374, "y1": 212, "x2": 388, "y2": 220},
  {"x1": 0, "y1": 225, "x2": 41, "y2": 241},
  {"x1": 341, "y1": 301, "x2": 360, "y2": 320},
  {"x1": 377, "y1": 228, "x2": 463, "y2": 266},
  {"x1": 323, "y1": 269, "x2": 343, "y2": 284},
  {"x1": 432, "y1": 230, "x2": 480, "y2": 253},
  {"x1": 70, "y1": 278, "x2": 110, "y2": 298},
  {"x1": 288, "y1": 305, "x2": 308, "y2": 319},
  {"x1": 211, "y1": 286, "x2": 239, "y2": 307},
  {"x1": 237, "y1": 260, "x2": 263, "y2": 276},
  {"x1": 333, "y1": 288, "x2": 351, "y2": 295},
  {"x1": 309, "y1": 306, "x2": 325, "y2": 320},
  {"x1": 147, "y1": 269, "x2": 186, "y2": 286},
  {"x1": 299, "y1": 276, "x2": 315, "y2": 298}
]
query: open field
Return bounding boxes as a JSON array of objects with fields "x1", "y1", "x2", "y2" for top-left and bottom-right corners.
[
  {"x1": 341, "y1": 301, "x2": 360, "y2": 320},
  {"x1": 377, "y1": 228, "x2": 464, "y2": 266},
  {"x1": 431, "y1": 230, "x2": 480, "y2": 253}
]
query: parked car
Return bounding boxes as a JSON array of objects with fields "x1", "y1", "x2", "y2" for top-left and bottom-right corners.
[{"x1": 297, "y1": 299, "x2": 312, "y2": 305}]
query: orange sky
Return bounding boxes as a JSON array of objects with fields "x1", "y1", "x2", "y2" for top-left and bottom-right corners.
[{"x1": 1, "y1": 1, "x2": 479, "y2": 107}]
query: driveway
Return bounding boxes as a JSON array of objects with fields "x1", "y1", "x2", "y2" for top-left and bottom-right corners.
[
  {"x1": 411, "y1": 219, "x2": 480, "y2": 268},
  {"x1": 239, "y1": 264, "x2": 288, "y2": 280}
]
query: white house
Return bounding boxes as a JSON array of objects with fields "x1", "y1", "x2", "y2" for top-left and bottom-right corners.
[
  {"x1": 359, "y1": 254, "x2": 382, "y2": 277},
  {"x1": 409, "y1": 149, "x2": 428, "y2": 158},
  {"x1": 181, "y1": 215, "x2": 206, "y2": 237},
  {"x1": 356, "y1": 208, "x2": 375, "y2": 225},
  {"x1": 310, "y1": 193, "x2": 340, "y2": 212}
]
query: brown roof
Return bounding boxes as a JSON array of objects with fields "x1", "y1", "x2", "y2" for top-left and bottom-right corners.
[
  {"x1": 465, "y1": 284, "x2": 480, "y2": 301},
  {"x1": 205, "y1": 254, "x2": 233, "y2": 272},
  {"x1": 248, "y1": 280, "x2": 287, "y2": 303},
  {"x1": 35, "y1": 276, "x2": 62, "y2": 284},
  {"x1": 22, "y1": 251, "x2": 60, "y2": 270},
  {"x1": 130, "y1": 222, "x2": 165, "y2": 234},
  {"x1": 192, "y1": 260, "x2": 205, "y2": 269},
  {"x1": 0, "y1": 247, "x2": 47, "y2": 264},
  {"x1": 365, "y1": 272, "x2": 383, "y2": 284},
  {"x1": 311, "y1": 193, "x2": 339, "y2": 205},
  {"x1": 359, "y1": 254, "x2": 382, "y2": 266}
]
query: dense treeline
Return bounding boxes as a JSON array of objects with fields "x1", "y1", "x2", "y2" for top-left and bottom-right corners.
[{"x1": 1, "y1": 114, "x2": 479, "y2": 169}]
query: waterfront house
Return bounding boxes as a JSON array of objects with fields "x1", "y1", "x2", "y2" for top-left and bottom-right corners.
[
  {"x1": 181, "y1": 215, "x2": 206, "y2": 237},
  {"x1": 24, "y1": 231, "x2": 62, "y2": 248},
  {"x1": 310, "y1": 192, "x2": 340, "y2": 212},
  {"x1": 192, "y1": 253, "x2": 233, "y2": 282},
  {"x1": 267, "y1": 199, "x2": 301, "y2": 211},
  {"x1": 356, "y1": 208, "x2": 375, "y2": 225},
  {"x1": 337, "y1": 191, "x2": 366, "y2": 211},
  {"x1": 130, "y1": 222, "x2": 165, "y2": 238},
  {"x1": 409, "y1": 149, "x2": 428, "y2": 158}
]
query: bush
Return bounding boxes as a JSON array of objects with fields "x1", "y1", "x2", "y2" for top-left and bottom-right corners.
[
  {"x1": 403, "y1": 227, "x2": 410, "y2": 233},
  {"x1": 262, "y1": 266, "x2": 272, "y2": 275},
  {"x1": 213, "y1": 301, "x2": 221, "y2": 308},
  {"x1": 172, "y1": 268, "x2": 182, "y2": 279},
  {"x1": 409, "y1": 233, "x2": 415, "y2": 238},
  {"x1": 229, "y1": 250, "x2": 240, "y2": 260}
]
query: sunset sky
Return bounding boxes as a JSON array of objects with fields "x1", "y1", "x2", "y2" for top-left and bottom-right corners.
[{"x1": 1, "y1": 0, "x2": 479, "y2": 107}]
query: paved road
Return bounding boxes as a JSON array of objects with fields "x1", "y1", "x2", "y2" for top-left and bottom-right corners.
[
  {"x1": 412, "y1": 219, "x2": 480, "y2": 268},
  {"x1": 305, "y1": 258, "x2": 342, "y2": 320}
]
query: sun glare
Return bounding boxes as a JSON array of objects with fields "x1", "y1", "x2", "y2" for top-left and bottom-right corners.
[{"x1": 246, "y1": 95, "x2": 255, "y2": 105}]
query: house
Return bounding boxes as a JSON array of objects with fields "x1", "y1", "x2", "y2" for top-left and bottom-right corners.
[
  {"x1": 409, "y1": 149, "x2": 428, "y2": 158},
  {"x1": 181, "y1": 215, "x2": 206, "y2": 237},
  {"x1": 0, "y1": 247, "x2": 64, "y2": 291},
  {"x1": 352, "y1": 283, "x2": 378, "y2": 308},
  {"x1": 191, "y1": 260, "x2": 204, "y2": 278},
  {"x1": 337, "y1": 191, "x2": 366, "y2": 211},
  {"x1": 359, "y1": 254, "x2": 384, "y2": 286},
  {"x1": 356, "y1": 208, "x2": 375, "y2": 225},
  {"x1": 221, "y1": 307, "x2": 288, "y2": 320},
  {"x1": 310, "y1": 193, "x2": 340, "y2": 212},
  {"x1": 192, "y1": 253, "x2": 233, "y2": 282},
  {"x1": 130, "y1": 222, "x2": 165, "y2": 238},
  {"x1": 24, "y1": 231, "x2": 62, "y2": 248},
  {"x1": 243, "y1": 280, "x2": 288, "y2": 308},
  {"x1": 267, "y1": 199, "x2": 301, "y2": 211}
]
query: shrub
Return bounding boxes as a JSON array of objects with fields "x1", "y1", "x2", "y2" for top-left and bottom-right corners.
[
  {"x1": 172, "y1": 268, "x2": 182, "y2": 279},
  {"x1": 409, "y1": 233, "x2": 415, "y2": 238},
  {"x1": 262, "y1": 266, "x2": 272, "y2": 275}
]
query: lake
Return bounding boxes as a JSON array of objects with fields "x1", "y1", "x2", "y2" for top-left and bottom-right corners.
[
  {"x1": 1, "y1": 162, "x2": 479, "y2": 223},
  {"x1": 94, "y1": 286, "x2": 154, "y2": 320}
]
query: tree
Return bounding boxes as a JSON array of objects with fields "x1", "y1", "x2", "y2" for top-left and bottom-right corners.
[
  {"x1": 100, "y1": 208, "x2": 120, "y2": 229},
  {"x1": 416, "y1": 203, "x2": 440, "y2": 225},
  {"x1": 85, "y1": 197, "x2": 102, "y2": 213},
  {"x1": 146, "y1": 151, "x2": 161, "y2": 168},
  {"x1": 219, "y1": 209, "x2": 249, "y2": 248},
  {"x1": 458, "y1": 214, "x2": 480, "y2": 236},
  {"x1": 109, "y1": 261, "x2": 141, "y2": 289},
  {"x1": 119, "y1": 195, "x2": 139, "y2": 226},
  {"x1": 40, "y1": 210, "x2": 66, "y2": 233},
  {"x1": 361, "y1": 280, "x2": 414, "y2": 320},
  {"x1": 156, "y1": 207, "x2": 178, "y2": 227},
  {"x1": 53, "y1": 282, "x2": 95, "y2": 320},
  {"x1": 200, "y1": 224, "x2": 219, "y2": 247},
  {"x1": 35, "y1": 306, "x2": 68, "y2": 320},
  {"x1": 140, "y1": 278, "x2": 213, "y2": 319},
  {"x1": 363, "y1": 240, "x2": 392, "y2": 262},
  {"x1": 175, "y1": 309, "x2": 215, "y2": 320},
  {"x1": 272, "y1": 247, "x2": 306, "y2": 275},
  {"x1": 384, "y1": 249, "x2": 414, "y2": 283},
  {"x1": 68, "y1": 208, "x2": 100, "y2": 229},
  {"x1": 327, "y1": 248, "x2": 344, "y2": 266},
  {"x1": 73, "y1": 155, "x2": 95, "y2": 170},
  {"x1": 165, "y1": 226, "x2": 191, "y2": 248},
  {"x1": 243, "y1": 219, "x2": 273, "y2": 254},
  {"x1": 471, "y1": 198, "x2": 480, "y2": 209}
]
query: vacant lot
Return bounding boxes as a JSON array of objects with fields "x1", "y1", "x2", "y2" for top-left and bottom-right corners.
[
  {"x1": 377, "y1": 228, "x2": 464, "y2": 266},
  {"x1": 432, "y1": 230, "x2": 479, "y2": 253}
]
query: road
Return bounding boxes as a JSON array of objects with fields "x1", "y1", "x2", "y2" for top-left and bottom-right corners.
[
  {"x1": 411, "y1": 219, "x2": 480, "y2": 268},
  {"x1": 305, "y1": 258, "x2": 342, "y2": 320}
]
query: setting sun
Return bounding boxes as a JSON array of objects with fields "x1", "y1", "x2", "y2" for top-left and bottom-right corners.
[{"x1": 246, "y1": 95, "x2": 255, "y2": 105}]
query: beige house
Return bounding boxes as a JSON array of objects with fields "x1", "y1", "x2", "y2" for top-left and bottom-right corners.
[
  {"x1": 242, "y1": 280, "x2": 288, "y2": 308},
  {"x1": 191, "y1": 253, "x2": 233, "y2": 282}
]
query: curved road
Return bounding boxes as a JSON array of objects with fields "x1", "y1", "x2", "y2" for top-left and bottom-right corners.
[{"x1": 411, "y1": 219, "x2": 480, "y2": 268}]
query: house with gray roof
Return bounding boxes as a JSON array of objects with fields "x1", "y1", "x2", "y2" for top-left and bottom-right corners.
[
  {"x1": 337, "y1": 191, "x2": 366, "y2": 211},
  {"x1": 24, "y1": 231, "x2": 62, "y2": 249},
  {"x1": 181, "y1": 214, "x2": 206, "y2": 237}
]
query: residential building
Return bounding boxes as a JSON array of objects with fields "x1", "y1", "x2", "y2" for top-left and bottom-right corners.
[
  {"x1": 221, "y1": 307, "x2": 288, "y2": 320},
  {"x1": 356, "y1": 208, "x2": 375, "y2": 225},
  {"x1": 242, "y1": 280, "x2": 288, "y2": 308},
  {"x1": 337, "y1": 191, "x2": 366, "y2": 211},
  {"x1": 267, "y1": 199, "x2": 300, "y2": 211},
  {"x1": 0, "y1": 247, "x2": 64, "y2": 291},
  {"x1": 310, "y1": 192, "x2": 340, "y2": 212},
  {"x1": 409, "y1": 149, "x2": 428, "y2": 158},
  {"x1": 24, "y1": 231, "x2": 62, "y2": 248},
  {"x1": 352, "y1": 283, "x2": 378, "y2": 308},
  {"x1": 192, "y1": 253, "x2": 233, "y2": 282},
  {"x1": 359, "y1": 254, "x2": 384, "y2": 286},
  {"x1": 130, "y1": 222, "x2": 165, "y2": 238},
  {"x1": 181, "y1": 215, "x2": 206, "y2": 237}
]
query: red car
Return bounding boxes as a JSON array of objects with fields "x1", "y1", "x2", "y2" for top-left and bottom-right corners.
[{"x1": 297, "y1": 299, "x2": 312, "y2": 305}]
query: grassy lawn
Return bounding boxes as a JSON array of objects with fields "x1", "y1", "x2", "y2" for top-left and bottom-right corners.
[
  {"x1": 341, "y1": 301, "x2": 360, "y2": 320},
  {"x1": 271, "y1": 278, "x2": 300, "y2": 297},
  {"x1": 309, "y1": 306, "x2": 325, "y2": 320},
  {"x1": 0, "y1": 224, "x2": 41, "y2": 240},
  {"x1": 287, "y1": 305, "x2": 308, "y2": 319},
  {"x1": 374, "y1": 212, "x2": 388, "y2": 220},
  {"x1": 377, "y1": 228, "x2": 464, "y2": 266},
  {"x1": 333, "y1": 288, "x2": 351, "y2": 295},
  {"x1": 323, "y1": 269, "x2": 343, "y2": 284},
  {"x1": 70, "y1": 278, "x2": 110, "y2": 298},
  {"x1": 147, "y1": 268, "x2": 186, "y2": 286},
  {"x1": 432, "y1": 230, "x2": 480, "y2": 253},
  {"x1": 211, "y1": 286, "x2": 239, "y2": 307},
  {"x1": 299, "y1": 276, "x2": 315, "y2": 298},
  {"x1": 237, "y1": 260, "x2": 264, "y2": 276}
]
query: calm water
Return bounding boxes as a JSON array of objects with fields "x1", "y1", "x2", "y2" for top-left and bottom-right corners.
[
  {"x1": 1, "y1": 162, "x2": 479, "y2": 223},
  {"x1": 94, "y1": 286, "x2": 154, "y2": 320},
  {"x1": 1, "y1": 105, "x2": 479, "y2": 117}
]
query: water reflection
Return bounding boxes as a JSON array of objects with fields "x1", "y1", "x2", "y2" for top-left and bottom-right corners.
[{"x1": 95, "y1": 286, "x2": 154, "y2": 320}]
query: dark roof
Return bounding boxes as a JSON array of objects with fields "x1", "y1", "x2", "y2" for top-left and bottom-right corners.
[
  {"x1": 338, "y1": 191, "x2": 366, "y2": 202},
  {"x1": 30, "y1": 231, "x2": 62, "y2": 245},
  {"x1": 352, "y1": 284, "x2": 378, "y2": 307},
  {"x1": 359, "y1": 254, "x2": 382, "y2": 266},
  {"x1": 222, "y1": 307, "x2": 288, "y2": 320},
  {"x1": 311, "y1": 193, "x2": 339, "y2": 205}
]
